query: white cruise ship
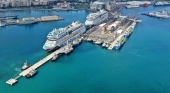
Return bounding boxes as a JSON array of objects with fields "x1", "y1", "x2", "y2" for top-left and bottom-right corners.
[
  {"x1": 85, "y1": 9, "x2": 108, "y2": 26},
  {"x1": 43, "y1": 21, "x2": 86, "y2": 51}
]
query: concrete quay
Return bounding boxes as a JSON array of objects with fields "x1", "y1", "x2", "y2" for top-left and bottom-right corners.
[
  {"x1": 5, "y1": 15, "x2": 64, "y2": 26},
  {"x1": 84, "y1": 15, "x2": 138, "y2": 50}
]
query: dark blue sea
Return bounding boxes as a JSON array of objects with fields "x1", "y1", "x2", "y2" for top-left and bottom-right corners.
[{"x1": 0, "y1": 6, "x2": 170, "y2": 93}]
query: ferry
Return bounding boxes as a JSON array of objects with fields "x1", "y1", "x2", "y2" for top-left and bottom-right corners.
[
  {"x1": 43, "y1": 21, "x2": 86, "y2": 51},
  {"x1": 124, "y1": 22, "x2": 136, "y2": 38},
  {"x1": 85, "y1": 9, "x2": 108, "y2": 26},
  {"x1": 114, "y1": 37, "x2": 126, "y2": 50}
]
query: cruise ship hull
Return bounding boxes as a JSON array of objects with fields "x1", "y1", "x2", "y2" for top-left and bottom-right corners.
[
  {"x1": 85, "y1": 17, "x2": 108, "y2": 26},
  {"x1": 43, "y1": 22, "x2": 86, "y2": 51}
]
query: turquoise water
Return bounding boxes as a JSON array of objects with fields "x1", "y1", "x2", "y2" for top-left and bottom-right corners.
[{"x1": 1, "y1": 6, "x2": 170, "y2": 93}]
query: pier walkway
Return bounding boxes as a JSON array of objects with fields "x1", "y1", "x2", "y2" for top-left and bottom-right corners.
[{"x1": 19, "y1": 48, "x2": 62, "y2": 76}]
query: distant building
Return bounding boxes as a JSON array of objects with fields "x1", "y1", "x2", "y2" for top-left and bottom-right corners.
[
  {"x1": 78, "y1": 0, "x2": 90, "y2": 3},
  {"x1": 11, "y1": 1, "x2": 23, "y2": 7},
  {"x1": 0, "y1": 1, "x2": 10, "y2": 8},
  {"x1": 39, "y1": 1, "x2": 47, "y2": 6},
  {"x1": 105, "y1": 4, "x2": 112, "y2": 11},
  {"x1": 57, "y1": 1, "x2": 70, "y2": 8},
  {"x1": 32, "y1": 1, "x2": 39, "y2": 6},
  {"x1": 90, "y1": 1, "x2": 105, "y2": 10}
]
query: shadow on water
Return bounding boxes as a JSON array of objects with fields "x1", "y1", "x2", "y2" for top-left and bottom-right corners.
[{"x1": 17, "y1": 23, "x2": 38, "y2": 28}]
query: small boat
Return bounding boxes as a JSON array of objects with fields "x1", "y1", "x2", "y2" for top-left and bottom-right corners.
[
  {"x1": 86, "y1": 38, "x2": 92, "y2": 42},
  {"x1": 72, "y1": 38, "x2": 81, "y2": 46},
  {"x1": 105, "y1": 43, "x2": 110, "y2": 48},
  {"x1": 64, "y1": 44, "x2": 73, "y2": 54},
  {"x1": 94, "y1": 40, "x2": 103, "y2": 45},
  {"x1": 0, "y1": 21, "x2": 5, "y2": 27},
  {"x1": 72, "y1": 40, "x2": 79, "y2": 46},
  {"x1": 51, "y1": 54, "x2": 58, "y2": 61},
  {"x1": 102, "y1": 43, "x2": 106, "y2": 47},
  {"x1": 22, "y1": 61, "x2": 31, "y2": 70},
  {"x1": 26, "y1": 69, "x2": 38, "y2": 78}
]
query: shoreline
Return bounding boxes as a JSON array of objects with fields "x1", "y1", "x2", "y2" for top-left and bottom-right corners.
[{"x1": 0, "y1": 8, "x2": 86, "y2": 12}]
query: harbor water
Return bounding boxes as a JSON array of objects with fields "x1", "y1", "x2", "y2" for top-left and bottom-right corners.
[{"x1": 1, "y1": 6, "x2": 170, "y2": 93}]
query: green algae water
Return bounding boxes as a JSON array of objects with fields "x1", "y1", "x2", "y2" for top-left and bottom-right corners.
[{"x1": 1, "y1": 6, "x2": 170, "y2": 93}]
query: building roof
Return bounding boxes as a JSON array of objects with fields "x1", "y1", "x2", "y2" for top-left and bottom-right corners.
[{"x1": 93, "y1": 1, "x2": 105, "y2": 5}]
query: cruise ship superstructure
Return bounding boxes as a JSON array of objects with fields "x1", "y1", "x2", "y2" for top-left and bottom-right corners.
[
  {"x1": 43, "y1": 21, "x2": 86, "y2": 51},
  {"x1": 85, "y1": 9, "x2": 108, "y2": 26}
]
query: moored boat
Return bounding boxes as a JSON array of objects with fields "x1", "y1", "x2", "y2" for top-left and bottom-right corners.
[
  {"x1": 51, "y1": 54, "x2": 58, "y2": 61},
  {"x1": 94, "y1": 39, "x2": 103, "y2": 45},
  {"x1": 105, "y1": 43, "x2": 110, "y2": 48},
  {"x1": 26, "y1": 69, "x2": 38, "y2": 78},
  {"x1": 140, "y1": 3, "x2": 149, "y2": 7},
  {"x1": 0, "y1": 21, "x2": 5, "y2": 27},
  {"x1": 21, "y1": 61, "x2": 31, "y2": 70},
  {"x1": 102, "y1": 43, "x2": 106, "y2": 47},
  {"x1": 114, "y1": 37, "x2": 126, "y2": 50},
  {"x1": 86, "y1": 38, "x2": 92, "y2": 42},
  {"x1": 124, "y1": 25, "x2": 134, "y2": 38},
  {"x1": 72, "y1": 37, "x2": 81, "y2": 47},
  {"x1": 63, "y1": 44, "x2": 73, "y2": 54}
]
